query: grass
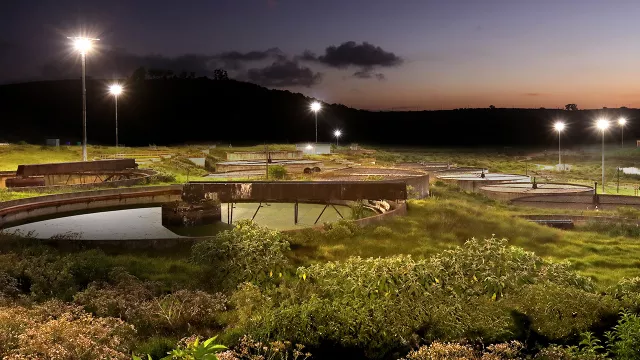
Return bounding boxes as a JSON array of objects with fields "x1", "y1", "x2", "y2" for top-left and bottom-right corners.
[
  {"x1": 2, "y1": 143, "x2": 640, "y2": 287},
  {"x1": 289, "y1": 182, "x2": 640, "y2": 287}
]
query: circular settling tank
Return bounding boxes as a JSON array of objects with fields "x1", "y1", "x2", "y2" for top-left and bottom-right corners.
[
  {"x1": 480, "y1": 182, "x2": 594, "y2": 201},
  {"x1": 436, "y1": 173, "x2": 530, "y2": 192},
  {"x1": 4, "y1": 202, "x2": 358, "y2": 240}
]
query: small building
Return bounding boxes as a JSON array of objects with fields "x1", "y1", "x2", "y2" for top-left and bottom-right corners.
[
  {"x1": 45, "y1": 139, "x2": 60, "y2": 147},
  {"x1": 296, "y1": 142, "x2": 332, "y2": 155}
]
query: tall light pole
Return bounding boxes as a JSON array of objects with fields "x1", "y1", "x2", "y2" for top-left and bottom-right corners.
[
  {"x1": 618, "y1": 117, "x2": 627, "y2": 148},
  {"x1": 554, "y1": 121, "x2": 565, "y2": 170},
  {"x1": 334, "y1": 129, "x2": 342, "y2": 147},
  {"x1": 597, "y1": 119, "x2": 610, "y2": 193},
  {"x1": 69, "y1": 36, "x2": 99, "y2": 161},
  {"x1": 310, "y1": 101, "x2": 321, "y2": 143},
  {"x1": 109, "y1": 84, "x2": 123, "y2": 148}
]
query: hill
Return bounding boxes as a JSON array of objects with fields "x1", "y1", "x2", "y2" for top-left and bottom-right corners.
[{"x1": 0, "y1": 78, "x2": 636, "y2": 147}]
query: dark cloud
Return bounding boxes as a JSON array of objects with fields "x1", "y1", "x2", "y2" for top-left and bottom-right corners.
[
  {"x1": 353, "y1": 68, "x2": 386, "y2": 81},
  {"x1": 247, "y1": 60, "x2": 322, "y2": 87},
  {"x1": 303, "y1": 41, "x2": 402, "y2": 68},
  {"x1": 215, "y1": 48, "x2": 285, "y2": 70}
]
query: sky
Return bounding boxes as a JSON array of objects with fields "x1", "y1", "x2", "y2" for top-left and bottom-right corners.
[{"x1": 2, "y1": 0, "x2": 640, "y2": 110}]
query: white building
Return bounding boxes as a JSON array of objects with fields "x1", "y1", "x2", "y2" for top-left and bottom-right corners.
[{"x1": 296, "y1": 142, "x2": 332, "y2": 155}]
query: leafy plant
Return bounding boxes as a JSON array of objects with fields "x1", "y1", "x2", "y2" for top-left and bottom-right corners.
[{"x1": 268, "y1": 165, "x2": 288, "y2": 180}]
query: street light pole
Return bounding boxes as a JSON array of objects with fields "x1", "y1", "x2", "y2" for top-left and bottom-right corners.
[
  {"x1": 597, "y1": 119, "x2": 609, "y2": 193},
  {"x1": 69, "y1": 36, "x2": 99, "y2": 161},
  {"x1": 81, "y1": 52, "x2": 87, "y2": 161},
  {"x1": 554, "y1": 121, "x2": 565, "y2": 171},
  {"x1": 109, "y1": 84, "x2": 123, "y2": 148},
  {"x1": 310, "y1": 102, "x2": 321, "y2": 144},
  {"x1": 114, "y1": 94, "x2": 118, "y2": 148},
  {"x1": 602, "y1": 129, "x2": 605, "y2": 193},
  {"x1": 618, "y1": 118, "x2": 627, "y2": 148}
]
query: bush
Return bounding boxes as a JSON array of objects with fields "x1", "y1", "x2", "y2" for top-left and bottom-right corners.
[
  {"x1": 324, "y1": 223, "x2": 352, "y2": 240},
  {"x1": 134, "y1": 336, "x2": 177, "y2": 359},
  {"x1": 191, "y1": 220, "x2": 290, "y2": 289},
  {"x1": 75, "y1": 269, "x2": 227, "y2": 336},
  {"x1": 268, "y1": 165, "x2": 288, "y2": 180},
  {"x1": 505, "y1": 283, "x2": 619, "y2": 340},
  {"x1": 402, "y1": 341, "x2": 523, "y2": 360},
  {"x1": 350, "y1": 201, "x2": 370, "y2": 220},
  {"x1": 606, "y1": 312, "x2": 640, "y2": 360},
  {"x1": 0, "y1": 300, "x2": 135, "y2": 359},
  {"x1": 372, "y1": 226, "x2": 393, "y2": 237}
]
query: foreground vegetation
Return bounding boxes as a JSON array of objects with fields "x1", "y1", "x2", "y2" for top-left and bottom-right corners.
[{"x1": 1, "y1": 144, "x2": 640, "y2": 358}]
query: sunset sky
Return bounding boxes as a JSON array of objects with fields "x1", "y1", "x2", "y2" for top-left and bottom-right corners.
[{"x1": 2, "y1": 0, "x2": 640, "y2": 110}]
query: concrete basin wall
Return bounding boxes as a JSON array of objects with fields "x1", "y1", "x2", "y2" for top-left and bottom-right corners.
[
  {"x1": 0, "y1": 185, "x2": 182, "y2": 228},
  {"x1": 511, "y1": 193, "x2": 640, "y2": 210}
]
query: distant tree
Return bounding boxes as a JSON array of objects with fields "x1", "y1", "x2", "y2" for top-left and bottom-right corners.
[
  {"x1": 148, "y1": 68, "x2": 164, "y2": 79},
  {"x1": 539, "y1": 107, "x2": 545, "y2": 110},
  {"x1": 179, "y1": 71, "x2": 188, "y2": 79},
  {"x1": 621, "y1": 106, "x2": 628, "y2": 109},
  {"x1": 603, "y1": 106, "x2": 608, "y2": 109},
  {"x1": 565, "y1": 103, "x2": 578, "y2": 111},
  {"x1": 489, "y1": 105, "x2": 496, "y2": 109},
  {"x1": 213, "y1": 69, "x2": 229, "y2": 81},
  {"x1": 163, "y1": 70, "x2": 174, "y2": 79},
  {"x1": 130, "y1": 67, "x2": 147, "y2": 83},
  {"x1": 189, "y1": 72, "x2": 196, "y2": 79}
]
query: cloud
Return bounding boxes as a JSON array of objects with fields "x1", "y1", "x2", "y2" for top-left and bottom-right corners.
[
  {"x1": 303, "y1": 41, "x2": 402, "y2": 68},
  {"x1": 247, "y1": 60, "x2": 322, "y2": 87},
  {"x1": 214, "y1": 48, "x2": 285, "y2": 70},
  {"x1": 353, "y1": 68, "x2": 386, "y2": 81}
]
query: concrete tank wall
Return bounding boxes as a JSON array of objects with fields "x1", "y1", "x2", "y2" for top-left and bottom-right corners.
[
  {"x1": 226, "y1": 151, "x2": 303, "y2": 161},
  {"x1": 511, "y1": 193, "x2": 640, "y2": 210},
  {"x1": 0, "y1": 186, "x2": 182, "y2": 228}
]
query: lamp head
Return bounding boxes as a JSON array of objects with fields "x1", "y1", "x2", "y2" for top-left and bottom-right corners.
[
  {"x1": 554, "y1": 122, "x2": 565, "y2": 132},
  {"x1": 109, "y1": 84, "x2": 123, "y2": 96},
  {"x1": 596, "y1": 119, "x2": 610, "y2": 131},
  {"x1": 73, "y1": 38, "x2": 93, "y2": 54},
  {"x1": 618, "y1": 117, "x2": 627, "y2": 126},
  {"x1": 334, "y1": 130, "x2": 342, "y2": 137},
  {"x1": 310, "y1": 102, "x2": 321, "y2": 112}
]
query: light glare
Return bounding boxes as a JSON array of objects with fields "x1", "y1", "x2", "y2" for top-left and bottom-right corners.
[
  {"x1": 596, "y1": 119, "x2": 610, "y2": 131},
  {"x1": 73, "y1": 38, "x2": 93, "y2": 54},
  {"x1": 554, "y1": 122, "x2": 565, "y2": 132},
  {"x1": 334, "y1": 130, "x2": 342, "y2": 137},
  {"x1": 305, "y1": 144, "x2": 314, "y2": 150},
  {"x1": 310, "y1": 102, "x2": 321, "y2": 112},
  {"x1": 109, "y1": 84, "x2": 123, "y2": 96},
  {"x1": 618, "y1": 118, "x2": 627, "y2": 126}
]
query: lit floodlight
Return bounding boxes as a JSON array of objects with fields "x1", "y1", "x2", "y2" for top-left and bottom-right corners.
[
  {"x1": 73, "y1": 38, "x2": 93, "y2": 54},
  {"x1": 310, "y1": 102, "x2": 321, "y2": 112},
  {"x1": 554, "y1": 122, "x2": 565, "y2": 132},
  {"x1": 306, "y1": 144, "x2": 314, "y2": 150},
  {"x1": 109, "y1": 84, "x2": 123, "y2": 96},
  {"x1": 334, "y1": 130, "x2": 342, "y2": 137},
  {"x1": 596, "y1": 119, "x2": 610, "y2": 131},
  {"x1": 618, "y1": 117, "x2": 627, "y2": 126}
]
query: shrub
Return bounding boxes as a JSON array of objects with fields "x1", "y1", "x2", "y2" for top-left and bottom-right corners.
[
  {"x1": 372, "y1": 226, "x2": 393, "y2": 237},
  {"x1": 191, "y1": 220, "x2": 290, "y2": 289},
  {"x1": 612, "y1": 277, "x2": 640, "y2": 311},
  {"x1": 268, "y1": 165, "x2": 288, "y2": 180},
  {"x1": 134, "y1": 336, "x2": 177, "y2": 360},
  {"x1": 324, "y1": 223, "x2": 352, "y2": 240},
  {"x1": 0, "y1": 300, "x2": 135, "y2": 359},
  {"x1": 350, "y1": 201, "x2": 370, "y2": 220},
  {"x1": 217, "y1": 336, "x2": 311, "y2": 360},
  {"x1": 75, "y1": 269, "x2": 227, "y2": 336},
  {"x1": 402, "y1": 341, "x2": 523, "y2": 360},
  {"x1": 605, "y1": 312, "x2": 640, "y2": 360},
  {"x1": 505, "y1": 283, "x2": 618, "y2": 340},
  {"x1": 140, "y1": 335, "x2": 226, "y2": 360}
]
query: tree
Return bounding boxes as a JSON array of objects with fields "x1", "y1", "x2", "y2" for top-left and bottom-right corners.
[
  {"x1": 565, "y1": 104, "x2": 578, "y2": 111},
  {"x1": 130, "y1": 67, "x2": 147, "y2": 83},
  {"x1": 147, "y1": 68, "x2": 164, "y2": 79},
  {"x1": 213, "y1": 69, "x2": 229, "y2": 81},
  {"x1": 489, "y1": 105, "x2": 496, "y2": 109}
]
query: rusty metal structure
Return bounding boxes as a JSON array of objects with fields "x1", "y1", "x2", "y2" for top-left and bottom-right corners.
[
  {"x1": 7, "y1": 159, "x2": 140, "y2": 188},
  {"x1": 182, "y1": 181, "x2": 408, "y2": 203},
  {"x1": 17, "y1": 159, "x2": 137, "y2": 176}
]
